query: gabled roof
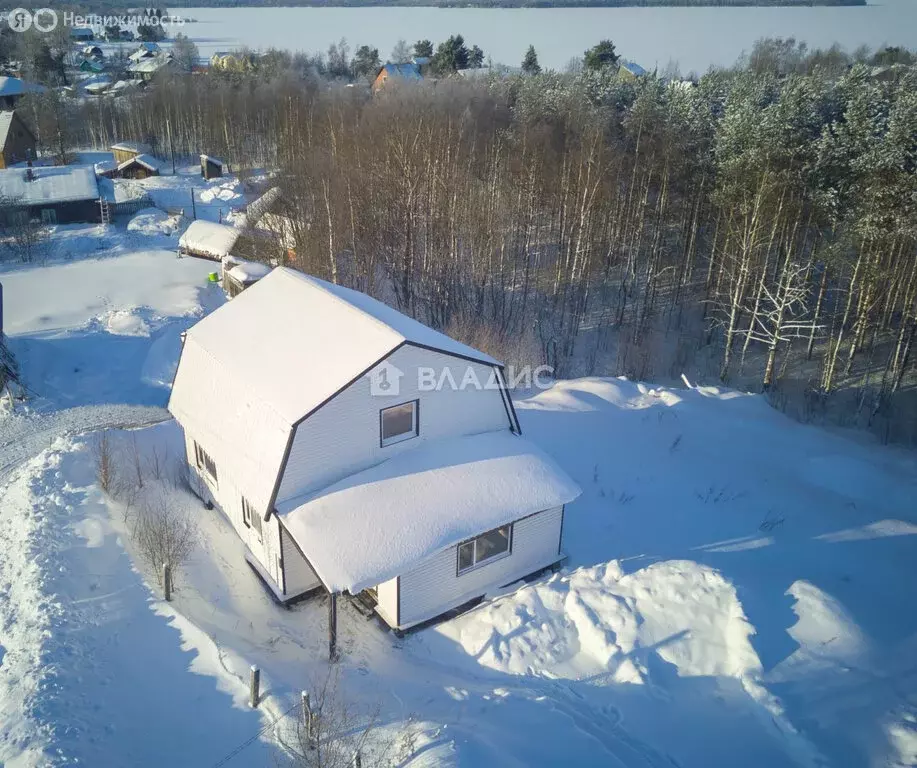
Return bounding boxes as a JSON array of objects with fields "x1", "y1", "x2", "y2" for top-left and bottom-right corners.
[
  {"x1": 279, "y1": 430, "x2": 581, "y2": 593},
  {"x1": 117, "y1": 153, "x2": 160, "y2": 172},
  {"x1": 620, "y1": 60, "x2": 647, "y2": 77},
  {"x1": 0, "y1": 110, "x2": 34, "y2": 150},
  {"x1": 379, "y1": 62, "x2": 422, "y2": 81},
  {"x1": 176, "y1": 267, "x2": 498, "y2": 426}
]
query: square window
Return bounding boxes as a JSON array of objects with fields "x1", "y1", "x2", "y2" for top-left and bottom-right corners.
[{"x1": 380, "y1": 401, "x2": 418, "y2": 447}]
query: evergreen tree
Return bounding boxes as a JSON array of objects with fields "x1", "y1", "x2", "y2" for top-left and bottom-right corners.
[
  {"x1": 468, "y1": 45, "x2": 485, "y2": 69},
  {"x1": 584, "y1": 40, "x2": 619, "y2": 71},
  {"x1": 413, "y1": 39, "x2": 433, "y2": 59},
  {"x1": 352, "y1": 45, "x2": 380, "y2": 79},
  {"x1": 432, "y1": 35, "x2": 469, "y2": 74},
  {"x1": 521, "y1": 45, "x2": 541, "y2": 75}
]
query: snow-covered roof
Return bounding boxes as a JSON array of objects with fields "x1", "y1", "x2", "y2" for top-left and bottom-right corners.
[
  {"x1": 128, "y1": 55, "x2": 173, "y2": 75},
  {"x1": 118, "y1": 153, "x2": 161, "y2": 172},
  {"x1": 0, "y1": 76, "x2": 45, "y2": 98},
  {"x1": 111, "y1": 140, "x2": 150, "y2": 154},
  {"x1": 227, "y1": 260, "x2": 272, "y2": 285},
  {"x1": 279, "y1": 431, "x2": 581, "y2": 593},
  {"x1": 0, "y1": 166, "x2": 99, "y2": 205},
  {"x1": 180, "y1": 267, "x2": 499, "y2": 425},
  {"x1": 200, "y1": 154, "x2": 225, "y2": 168},
  {"x1": 178, "y1": 220, "x2": 240, "y2": 259}
]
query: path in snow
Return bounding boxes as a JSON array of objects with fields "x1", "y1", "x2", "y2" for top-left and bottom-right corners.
[{"x1": 0, "y1": 405, "x2": 170, "y2": 483}]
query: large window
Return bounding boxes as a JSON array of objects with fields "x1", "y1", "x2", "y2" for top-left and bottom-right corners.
[
  {"x1": 380, "y1": 400, "x2": 418, "y2": 447},
  {"x1": 457, "y1": 525, "x2": 512, "y2": 575},
  {"x1": 242, "y1": 496, "x2": 262, "y2": 542},
  {"x1": 194, "y1": 441, "x2": 217, "y2": 485}
]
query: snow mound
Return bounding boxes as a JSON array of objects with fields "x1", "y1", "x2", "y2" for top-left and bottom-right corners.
[
  {"x1": 440, "y1": 560, "x2": 765, "y2": 689},
  {"x1": 127, "y1": 208, "x2": 181, "y2": 238},
  {"x1": 103, "y1": 308, "x2": 150, "y2": 337},
  {"x1": 199, "y1": 180, "x2": 241, "y2": 204}
]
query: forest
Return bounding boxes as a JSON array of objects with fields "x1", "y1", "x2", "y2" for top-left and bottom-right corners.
[{"x1": 17, "y1": 37, "x2": 917, "y2": 444}]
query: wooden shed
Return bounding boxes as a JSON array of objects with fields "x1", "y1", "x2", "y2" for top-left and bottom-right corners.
[
  {"x1": 111, "y1": 141, "x2": 151, "y2": 165},
  {"x1": 200, "y1": 154, "x2": 225, "y2": 181},
  {"x1": 115, "y1": 153, "x2": 161, "y2": 180}
]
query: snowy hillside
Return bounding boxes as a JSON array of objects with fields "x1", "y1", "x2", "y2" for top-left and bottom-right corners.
[{"x1": 1, "y1": 219, "x2": 916, "y2": 767}]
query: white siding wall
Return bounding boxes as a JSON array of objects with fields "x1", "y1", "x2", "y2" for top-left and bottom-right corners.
[
  {"x1": 387, "y1": 506, "x2": 564, "y2": 630},
  {"x1": 280, "y1": 522, "x2": 321, "y2": 596},
  {"x1": 183, "y1": 430, "x2": 284, "y2": 592},
  {"x1": 375, "y1": 578, "x2": 399, "y2": 627},
  {"x1": 276, "y1": 345, "x2": 512, "y2": 505}
]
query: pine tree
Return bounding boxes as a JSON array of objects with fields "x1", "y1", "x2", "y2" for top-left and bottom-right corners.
[
  {"x1": 584, "y1": 40, "x2": 619, "y2": 71},
  {"x1": 522, "y1": 45, "x2": 541, "y2": 75}
]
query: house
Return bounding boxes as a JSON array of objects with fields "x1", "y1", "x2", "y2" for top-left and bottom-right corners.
[
  {"x1": 83, "y1": 77, "x2": 112, "y2": 96},
  {"x1": 178, "y1": 220, "x2": 241, "y2": 261},
  {"x1": 372, "y1": 62, "x2": 422, "y2": 94},
  {"x1": 0, "y1": 77, "x2": 45, "y2": 108},
  {"x1": 0, "y1": 165, "x2": 100, "y2": 224},
  {"x1": 128, "y1": 54, "x2": 175, "y2": 81},
  {"x1": 70, "y1": 27, "x2": 94, "y2": 42},
  {"x1": 111, "y1": 140, "x2": 151, "y2": 165},
  {"x1": 113, "y1": 153, "x2": 161, "y2": 179},
  {"x1": 83, "y1": 45, "x2": 104, "y2": 61},
  {"x1": 129, "y1": 42, "x2": 160, "y2": 63},
  {"x1": 0, "y1": 111, "x2": 36, "y2": 169},
  {"x1": 168, "y1": 268, "x2": 581, "y2": 652},
  {"x1": 220, "y1": 255, "x2": 272, "y2": 297},
  {"x1": 618, "y1": 60, "x2": 647, "y2": 81},
  {"x1": 79, "y1": 59, "x2": 105, "y2": 74},
  {"x1": 200, "y1": 154, "x2": 225, "y2": 180}
]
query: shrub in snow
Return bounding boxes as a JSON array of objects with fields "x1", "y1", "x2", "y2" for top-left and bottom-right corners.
[{"x1": 130, "y1": 492, "x2": 197, "y2": 588}]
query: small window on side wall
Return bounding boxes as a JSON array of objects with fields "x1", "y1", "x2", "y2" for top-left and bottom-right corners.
[
  {"x1": 380, "y1": 400, "x2": 418, "y2": 447},
  {"x1": 242, "y1": 497, "x2": 262, "y2": 542},
  {"x1": 457, "y1": 525, "x2": 512, "y2": 575}
]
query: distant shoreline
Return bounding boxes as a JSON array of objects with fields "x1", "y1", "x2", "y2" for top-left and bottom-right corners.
[{"x1": 167, "y1": 1, "x2": 866, "y2": 8}]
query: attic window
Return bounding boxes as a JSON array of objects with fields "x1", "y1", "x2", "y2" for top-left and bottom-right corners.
[{"x1": 380, "y1": 400, "x2": 418, "y2": 447}]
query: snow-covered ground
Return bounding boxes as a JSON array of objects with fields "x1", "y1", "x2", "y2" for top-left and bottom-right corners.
[{"x1": 2, "y1": 205, "x2": 917, "y2": 767}]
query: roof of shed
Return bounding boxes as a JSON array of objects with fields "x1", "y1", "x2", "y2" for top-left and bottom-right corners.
[
  {"x1": 179, "y1": 267, "x2": 498, "y2": 425},
  {"x1": 111, "y1": 140, "x2": 151, "y2": 153},
  {"x1": 118, "y1": 153, "x2": 161, "y2": 172},
  {"x1": 178, "y1": 220, "x2": 240, "y2": 258},
  {"x1": 278, "y1": 430, "x2": 581, "y2": 593},
  {"x1": 0, "y1": 165, "x2": 99, "y2": 205}
]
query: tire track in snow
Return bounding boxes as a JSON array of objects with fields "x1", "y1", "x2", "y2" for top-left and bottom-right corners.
[{"x1": 0, "y1": 404, "x2": 171, "y2": 483}]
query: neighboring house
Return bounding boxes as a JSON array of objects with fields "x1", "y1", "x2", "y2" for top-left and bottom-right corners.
[
  {"x1": 70, "y1": 27, "x2": 94, "y2": 42},
  {"x1": 83, "y1": 77, "x2": 112, "y2": 96},
  {"x1": 0, "y1": 165, "x2": 100, "y2": 224},
  {"x1": 83, "y1": 45, "x2": 104, "y2": 61},
  {"x1": 80, "y1": 59, "x2": 105, "y2": 74},
  {"x1": 0, "y1": 77, "x2": 45, "y2": 108},
  {"x1": 200, "y1": 154, "x2": 225, "y2": 180},
  {"x1": 113, "y1": 153, "x2": 161, "y2": 179},
  {"x1": 0, "y1": 111, "x2": 36, "y2": 169},
  {"x1": 128, "y1": 42, "x2": 160, "y2": 62},
  {"x1": 128, "y1": 54, "x2": 175, "y2": 81},
  {"x1": 178, "y1": 220, "x2": 241, "y2": 261},
  {"x1": 372, "y1": 62, "x2": 422, "y2": 94},
  {"x1": 111, "y1": 140, "x2": 152, "y2": 165},
  {"x1": 168, "y1": 268, "x2": 581, "y2": 652},
  {"x1": 618, "y1": 60, "x2": 647, "y2": 81},
  {"x1": 220, "y1": 255, "x2": 272, "y2": 297}
]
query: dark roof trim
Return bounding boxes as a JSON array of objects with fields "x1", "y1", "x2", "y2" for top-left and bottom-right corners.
[{"x1": 262, "y1": 343, "x2": 408, "y2": 521}]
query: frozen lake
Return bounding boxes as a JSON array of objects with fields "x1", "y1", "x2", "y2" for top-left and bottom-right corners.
[{"x1": 172, "y1": 0, "x2": 917, "y2": 73}]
